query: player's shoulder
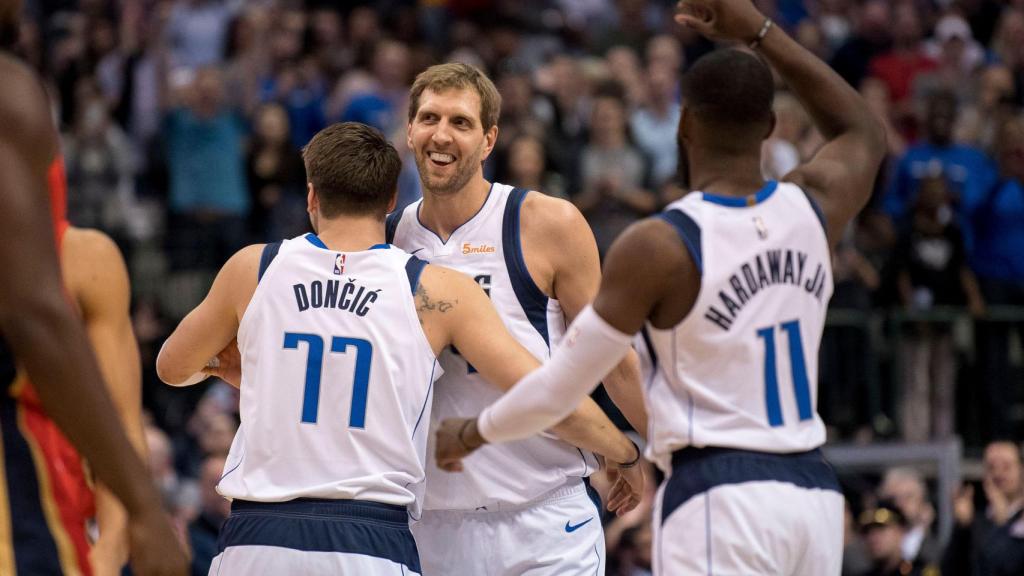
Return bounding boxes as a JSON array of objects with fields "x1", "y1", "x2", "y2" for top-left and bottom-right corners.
[
  {"x1": 519, "y1": 190, "x2": 593, "y2": 248},
  {"x1": 63, "y1": 227, "x2": 123, "y2": 263},
  {"x1": 224, "y1": 243, "x2": 267, "y2": 276}
]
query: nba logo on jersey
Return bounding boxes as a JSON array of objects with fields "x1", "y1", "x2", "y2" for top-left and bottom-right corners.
[{"x1": 334, "y1": 254, "x2": 346, "y2": 275}]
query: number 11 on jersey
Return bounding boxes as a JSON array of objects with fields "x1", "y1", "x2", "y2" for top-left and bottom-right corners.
[
  {"x1": 283, "y1": 332, "x2": 373, "y2": 428},
  {"x1": 756, "y1": 320, "x2": 813, "y2": 427}
]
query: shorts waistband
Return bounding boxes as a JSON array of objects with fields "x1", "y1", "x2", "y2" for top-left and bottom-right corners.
[
  {"x1": 671, "y1": 446, "x2": 829, "y2": 469},
  {"x1": 661, "y1": 446, "x2": 840, "y2": 525},
  {"x1": 425, "y1": 479, "x2": 587, "y2": 515},
  {"x1": 231, "y1": 498, "x2": 409, "y2": 525}
]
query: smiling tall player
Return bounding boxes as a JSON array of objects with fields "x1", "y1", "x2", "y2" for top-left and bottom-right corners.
[{"x1": 387, "y1": 63, "x2": 647, "y2": 575}]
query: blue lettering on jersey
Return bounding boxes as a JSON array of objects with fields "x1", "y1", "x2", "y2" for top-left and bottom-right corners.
[
  {"x1": 703, "y1": 249, "x2": 827, "y2": 331},
  {"x1": 293, "y1": 279, "x2": 380, "y2": 317}
]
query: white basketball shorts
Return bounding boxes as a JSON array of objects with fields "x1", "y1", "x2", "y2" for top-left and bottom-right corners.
[
  {"x1": 209, "y1": 498, "x2": 421, "y2": 575},
  {"x1": 653, "y1": 447, "x2": 844, "y2": 576},
  {"x1": 412, "y1": 479, "x2": 604, "y2": 575}
]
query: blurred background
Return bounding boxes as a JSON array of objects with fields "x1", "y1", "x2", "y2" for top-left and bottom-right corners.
[{"x1": 10, "y1": 0, "x2": 1024, "y2": 574}]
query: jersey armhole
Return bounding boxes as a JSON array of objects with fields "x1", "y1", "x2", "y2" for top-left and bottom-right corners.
[
  {"x1": 258, "y1": 241, "x2": 283, "y2": 283},
  {"x1": 502, "y1": 187, "x2": 550, "y2": 348},
  {"x1": 405, "y1": 256, "x2": 428, "y2": 295},
  {"x1": 800, "y1": 189, "x2": 828, "y2": 234},
  {"x1": 656, "y1": 210, "x2": 703, "y2": 275}
]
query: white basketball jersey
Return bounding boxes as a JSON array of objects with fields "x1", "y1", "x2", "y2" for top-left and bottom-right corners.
[
  {"x1": 388, "y1": 183, "x2": 599, "y2": 510},
  {"x1": 219, "y1": 233, "x2": 441, "y2": 516},
  {"x1": 640, "y1": 181, "x2": 832, "y2": 473}
]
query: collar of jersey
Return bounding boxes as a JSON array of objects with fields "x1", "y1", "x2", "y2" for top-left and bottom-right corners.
[
  {"x1": 415, "y1": 181, "x2": 496, "y2": 246},
  {"x1": 701, "y1": 180, "x2": 778, "y2": 207},
  {"x1": 304, "y1": 233, "x2": 389, "y2": 251}
]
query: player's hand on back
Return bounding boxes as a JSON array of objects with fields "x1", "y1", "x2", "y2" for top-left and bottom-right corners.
[
  {"x1": 674, "y1": 0, "x2": 766, "y2": 44},
  {"x1": 127, "y1": 505, "x2": 189, "y2": 576},
  {"x1": 203, "y1": 338, "x2": 242, "y2": 389},
  {"x1": 604, "y1": 454, "x2": 645, "y2": 516},
  {"x1": 435, "y1": 417, "x2": 486, "y2": 472}
]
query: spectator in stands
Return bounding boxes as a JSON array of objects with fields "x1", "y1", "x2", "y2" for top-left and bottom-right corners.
[
  {"x1": 892, "y1": 172, "x2": 984, "y2": 442},
  {"x1": 245, "y1": 102, "x2": 306, "y2": 241},
  {"x1": 883, "y1": 90, "x2": 997, "y2": 234},
  {"x1": 859, "y1": 500, "x2": 937, "y2": 576},
  {"x1": 160, "y1": 65, "x2": 250, "y2": 276},
  {"x1": 956, "y1": 65, "x2": 1017, "y2": 151},
  {"x1": 970, "y1": 116, "x2": 1024, "y2": 440},
  {"x1": 944, "y1": 441, "x2": 1024, "y2": 576},
  {"x1": 878, "y1": 467, "x2": 941, "y2": 566},
  {"x1": 574, "y1": 83, "x2": 656, "y2": 256},
  {"x1": 868, "y1": 3, "x2": 935, "y2": 128},
  {"x1": 505, "y1": 134, "x2": 567, "y2": 199},
  {"x1": 164, "y1": 0, "x2": 238, "y2": 70},
  {"x1": 188, "y1": 455, "x2": 229, "y2": 576},
  {"x1": 64, "y1": 78, "x2": 137, "y2": 238},
  {"x1": 830, "y1": 0, "x2": 892, "y2": 90},
  {"x1": 631, "y1": 62, "x2": 680, "y2": 192}
]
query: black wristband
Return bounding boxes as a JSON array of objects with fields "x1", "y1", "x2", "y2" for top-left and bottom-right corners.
[{"x1": 618, "y1": 440, "x2": 641, "y2": 469}]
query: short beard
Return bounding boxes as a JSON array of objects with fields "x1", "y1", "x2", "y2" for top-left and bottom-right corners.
[{"x1": 415, "y1": 152, "x2": 478, "y2": 197}]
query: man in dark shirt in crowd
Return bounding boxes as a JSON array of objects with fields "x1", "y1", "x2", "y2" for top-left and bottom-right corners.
[{"x1": 943, "y1": 441, "x2": 1024, "y2": 576}]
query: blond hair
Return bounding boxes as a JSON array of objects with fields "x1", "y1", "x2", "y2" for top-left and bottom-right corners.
[{"x1": 408, "y1": 63, "x2": 502, "y2": 132}]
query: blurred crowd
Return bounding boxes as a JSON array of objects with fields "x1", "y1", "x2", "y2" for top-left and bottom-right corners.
[{"x1": 10, "y1": 0, "x2": 1024, "y2": 574}]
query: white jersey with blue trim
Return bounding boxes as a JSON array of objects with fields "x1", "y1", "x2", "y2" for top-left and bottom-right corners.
[
  {"x1": 219, "y1": 233, "x2": 441, "y2": 516},
  {"x1": 640, "y1": 181, "x2": 832, "y2": 473},
  {"x1": 388, "y1": 183, "x2": 599, "y2": 510}
]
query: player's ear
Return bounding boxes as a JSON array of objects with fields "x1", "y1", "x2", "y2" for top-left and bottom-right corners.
[
  {"x1": 481, "y1": 124, "x2": 499, "y2": 161},
  {"x1": 387, "y1": 187, "x2": 398, "y2": 214},
  {"x1": 306, "y1": 182, "x2": 318, "y2": 214}
]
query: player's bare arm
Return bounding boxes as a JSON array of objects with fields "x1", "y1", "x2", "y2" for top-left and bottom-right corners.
[
  {"x1": 674, "y1": 0, "x2": 884, "y2": 246},
  {"x1": 418, "y1": 265, "x2": 638, "y2": 464},
  {"x1": 520, "y1": 191, "x2": 648, "y2": 435},
  {"x1": 437, "y1": 219, "x2": 692, "y2": 465},
  {"x1": 63, "y1": 227, "x2": 146, "y2": 575},
  {"x1": 0, "y1": 54, "x2": 187, "y2": 576},
  {"x1": 421, "y1": 264, "x2": 643, "y2": 513},
  {"x1": 157, "y1": 244, "x2": 262, "y2": 387}
]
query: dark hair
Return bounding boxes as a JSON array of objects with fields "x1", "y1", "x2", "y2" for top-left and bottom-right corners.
[
  {"x1": 681, "y1": 49, "x2": 774, "y2": 141},
  {"x1": 301, "y1": 122, "x2": 402, "y2": 218}
]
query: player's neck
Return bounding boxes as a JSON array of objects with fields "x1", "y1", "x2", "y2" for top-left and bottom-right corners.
[
  {"x1": 418, "y1": 176, "x2": 492, "y2": 242},
  {"x1": 688, "y1": 153, "x2": 766, "y2": 197},
  {"x1": 313, "y1": 214, "x2": 386, "y2": 252}
]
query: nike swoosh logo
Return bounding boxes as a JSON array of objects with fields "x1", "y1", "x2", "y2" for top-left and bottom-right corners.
[
  {"x1": 565, "y1": 518, "x2": 594, "y2": 533},
  {"x1": 410, "y1": 248, "x2": 425, "y2": 255}
]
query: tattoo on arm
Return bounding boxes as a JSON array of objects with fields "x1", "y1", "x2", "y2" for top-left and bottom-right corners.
[{"x1": 415, "y1": 285, "x2": 457, "y2": 314}]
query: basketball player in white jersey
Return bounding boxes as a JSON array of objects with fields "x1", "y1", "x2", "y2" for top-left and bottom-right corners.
[
  {"x1": 435, "y1": 0, "x2": 887, "y2": 574},
  {"x1": 156, "y1": 122, "x2": 640, "y2": 575},
  {"x1": 388, "y1": 63, "x2": 647, "y2": 575}
]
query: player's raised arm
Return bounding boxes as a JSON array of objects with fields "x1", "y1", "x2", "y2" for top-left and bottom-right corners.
[
  {"x1": 62, "y1": 228, "x2": 146, "y2": 574},
  {"x1": 417, "y1": 265, "x2": 640, "y2": 474},
  {"x1": 675, "y1": 0, "x2": 884, "y2": 245},
  {"x1": 436, "y1": 218, "x2": 685, "y2": 465},
  {"x1": 0, "y1": 55, "x2": 187, "y2": 576},
  {"x1": 156, "y1": 244, "x2": 262, "y2": 387}
]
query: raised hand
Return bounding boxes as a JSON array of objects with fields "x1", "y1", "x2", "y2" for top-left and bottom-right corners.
[{"x1": 674, "y1": 0, "x2": 767, "y2": 44}]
